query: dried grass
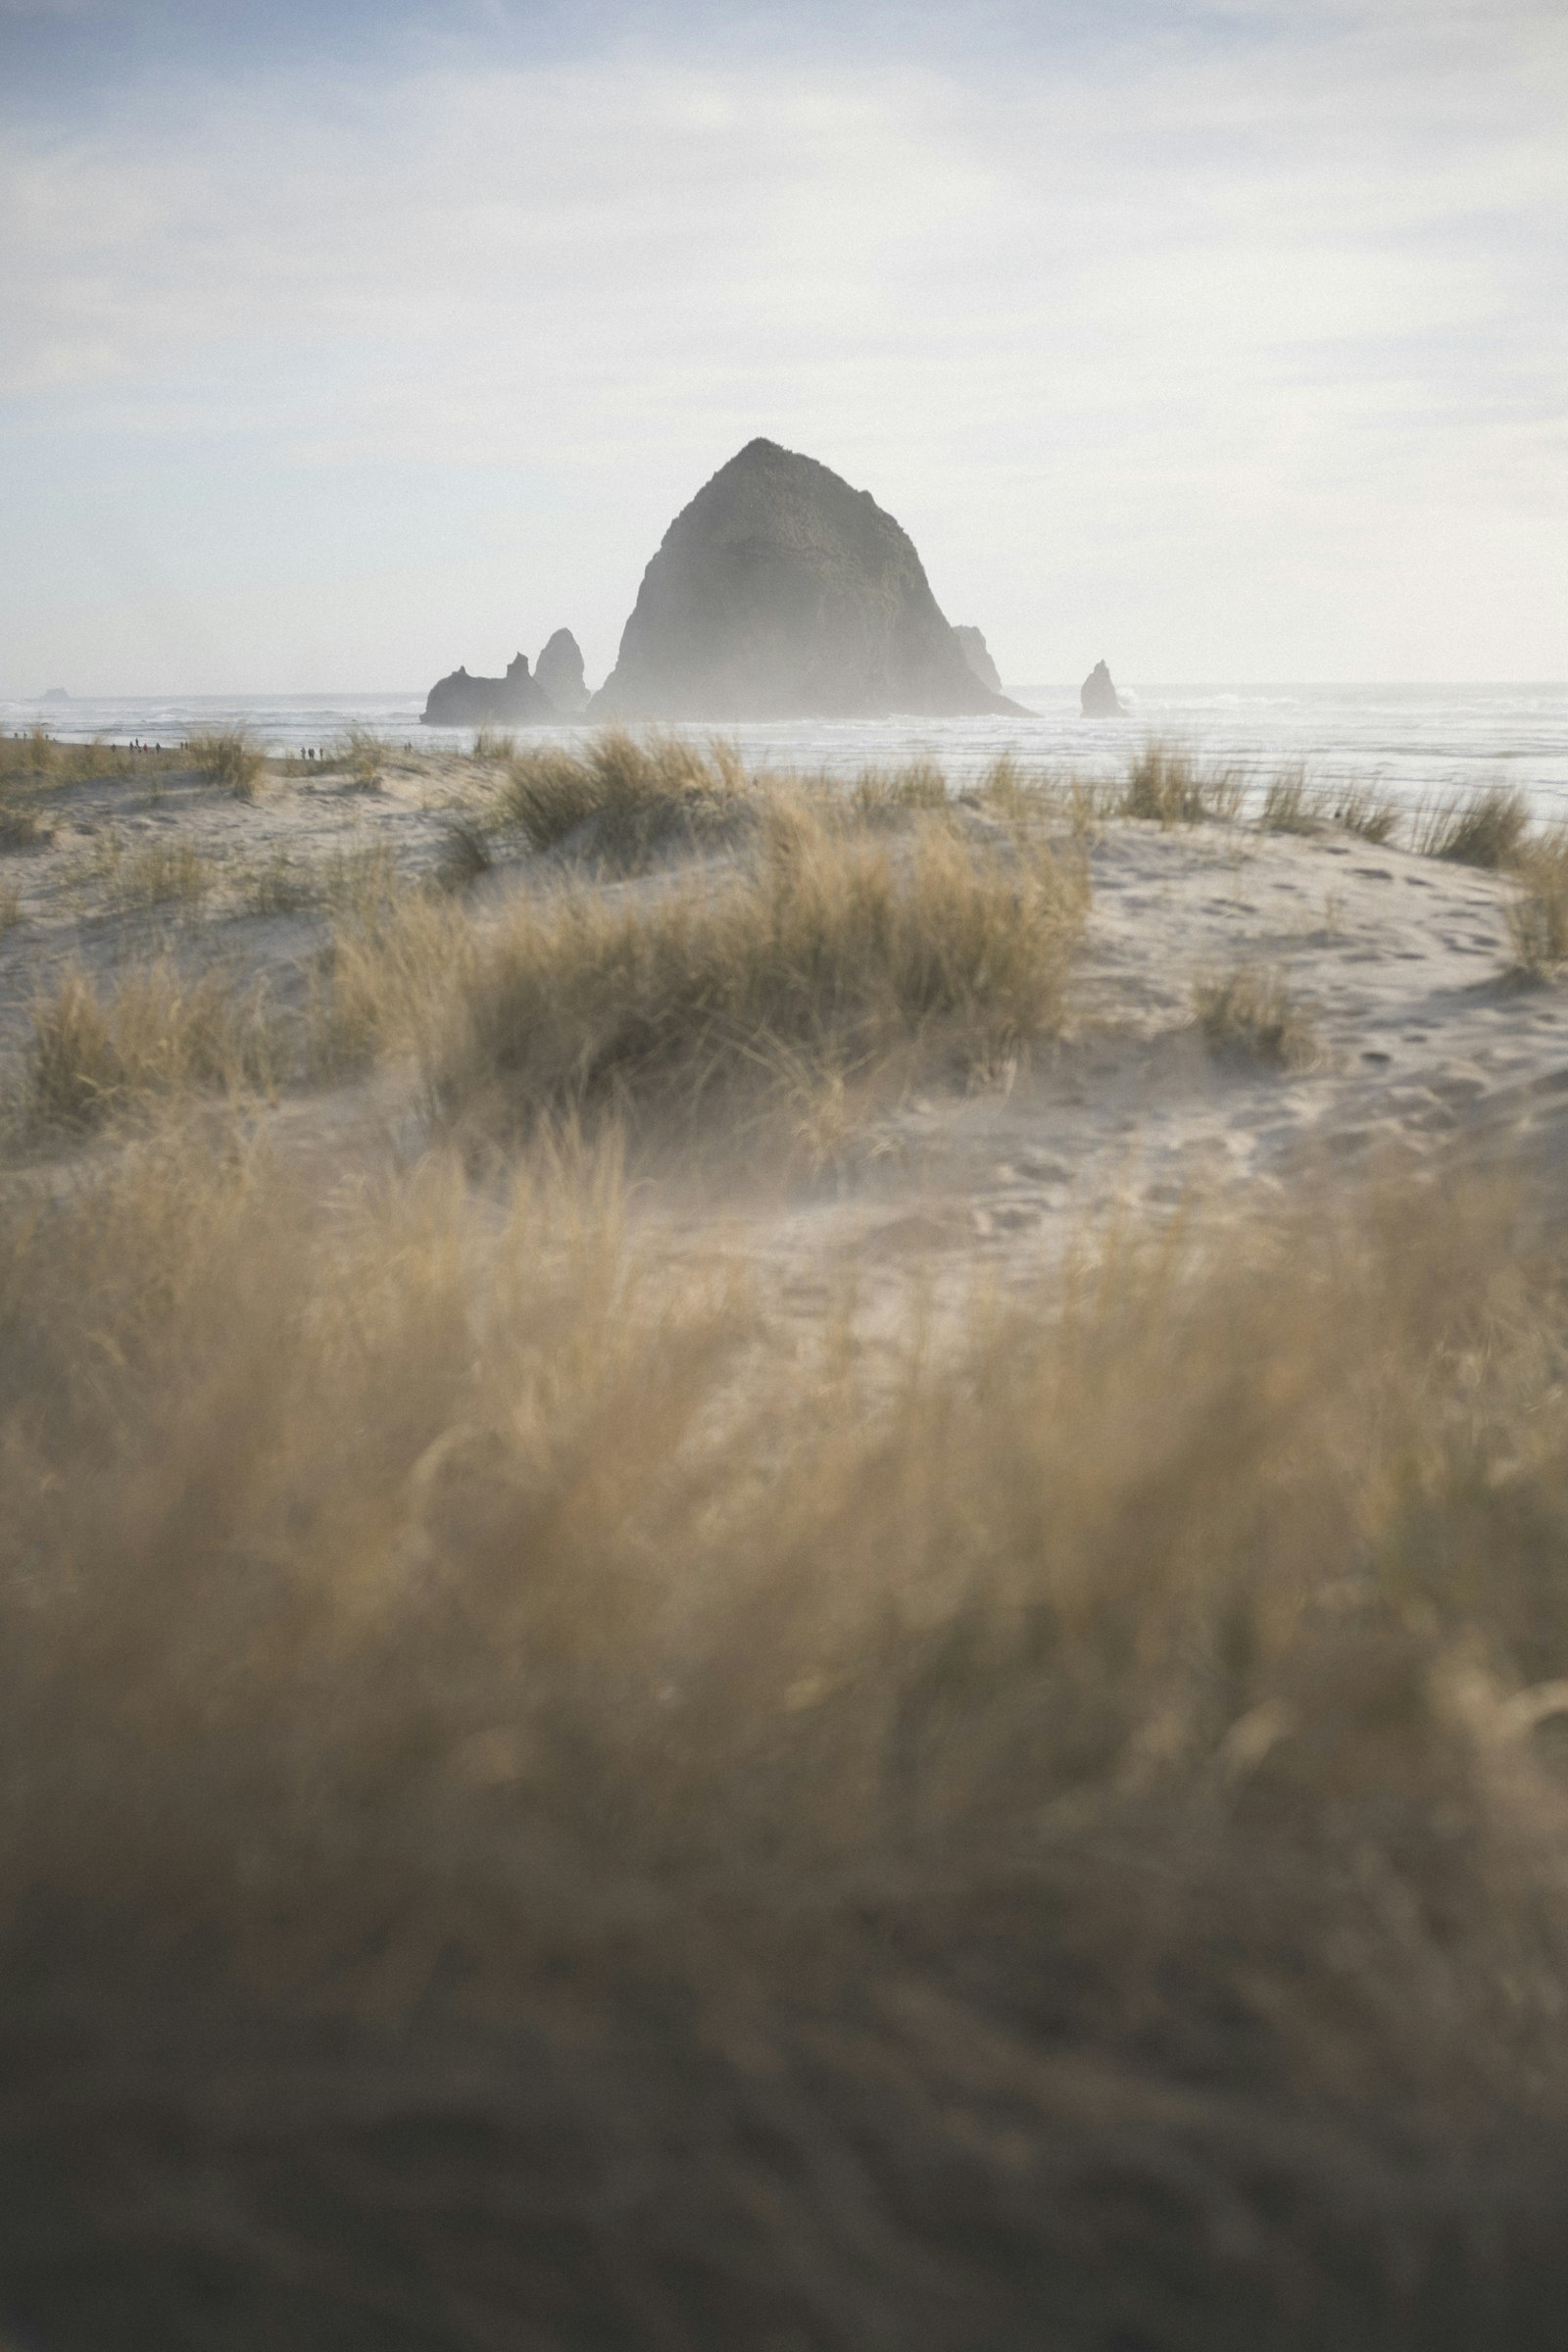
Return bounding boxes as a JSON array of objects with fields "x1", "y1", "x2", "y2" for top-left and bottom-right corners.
[
  {"x1": 0, "y1": 724, "x2": 61, "y2": 786},
  {"x1": 1414, "y1": 784, "x2": 1532, "y2": 869},
  {"x1": 1119, "y1": 743, "x2": 1246, "y2": 826},
  {"x1": 849, "y1": 756, "x2": 950, "y2": 816},
  {"x1": 17, "y1": 735, "x2": 1568, "y2": 2337},
  {"x1": 973, "y1": 749, "x2": 1036, "y2": 814},
  {"x1": 433, "y1": 817, "x2": 495, "y2": 893},
  {"x1": 0, "y1": 801, "x2": 50, "y2": 852},
  {"x1": 106, "y1": 837, "x2": 214, "y2": 910},
  {"x1": 332, "y1": 726, "x2": 392, "y2": 792},
  {"x1": 24, "y1": 958, "x2": 283, "y2": 1127},
  {"x1": 1329, "y1": 782, "x2": 1403, "y2": 845},
  {"x1": 66, "y1": 827, "x2": 213, "y2": 911},
  {"x1": 310, "y1": 889, "x2": 468, "y2": 1078},
  {"x1": 1506, "y1": 831, "x2": 1568, "y2": 979},
  {"x1": 1195, "y1": 962, "x2": 1321, "y2": 1070},
  {"x1": 187, "y1": 726, "x2": 265, "y2": 800},
  {"x1": 237, "y1": 850, "x2": 318, "y2": 916},
  {"x1": 971, "y1": 751, "x2": 1105, "y2": 832},
  {"x1": 71, "y1": 754, "x2": 1089, "y2": 1128},
  {"x1": 316, "y1": 837, "x2": 406, "y2": 919},
  {"x1": 501, "y1": 727, "x2": 750, "y2": 865},
  {"x1": 1258, "y1": 763, "x2": 1318, "y2": 834},
  {"x1": 0, "y1": 729, "x2": 154, "y2": 788},
  {"x1": 4, "y1": 1143, "x2": 1568, "y2": 2338},
  {"x1": 434, "y1": 801, "x2": 1088, "y2": 1135}
]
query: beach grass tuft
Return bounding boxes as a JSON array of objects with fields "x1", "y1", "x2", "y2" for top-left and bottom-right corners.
[
  {"x1": 24, "y1": 958, "x2": 282, "y2": 1128},
  {"x1": 309, "y1": 889, "x2": 467, "y2": 1077},
  {"x1": 470, "y1": 726, "x2": 517, "y2": 764},
  {"x1": 501, "y1": 727, "x2": 750, "y2": 865},
  {"x1": 332, "y1": 726, "x2": 392, "y2": 792},
  {"x1": 1415, "y1": 784, "x2": 1532, "y2": 869},
  {"x1": 108, "y1": 838, "x2": 215, "y2": 910},
  {"x1": 0, "y1": 730, "x2": 164, "y2": 789},
  {"x1": 237, "y1": 851, "x2": 318, "y2": 916},
  {"x1": 1330, "y1": 783, "x2": 1403, "y2": 845},
  {"x1": 849, "y1": 757, "x2": 951, "y2": 816},
  {"x1": 433, "y1": 799, "x2": 1088, "y2": 1135},
  {"x1": 1119, "y1": 743, "x2": 1246, "y2": 826},
  {"x1": 1258, "y1": 763, "x2": 1318, "y2": 834},
  {"x1": 0, "y1": 802, "x2": 51, "y2": 852},
  {"x1": 434, "y1": 817, "x2": 495, "y2": 893},
  {"x1": 972, "y1": 750, "x2": 1107, "y2": 830},
  {"x1": 0, "y1": 725, "x2": 61, "y2": 786},
  {"x1": 1505, "y1": 831, "x2": 1568, "y2": 979},
  {"x1": 1194, "y1": 962, "x2": 1320, "y2": 1070},
  {"x1": 188, "y1": 726, "x2": 265, "y2": 800}
]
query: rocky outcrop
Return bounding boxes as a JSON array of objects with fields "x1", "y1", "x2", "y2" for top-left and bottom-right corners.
[
  {"x1": 422, "y1": 633, "x2": 596, "y2": 725},
  {"x1": 535, "y1": 628, "x2": 590, "y2": 716},
  {"x1": 422, "y1": 655, "x2": 554, "y2": 727},
  {"x1": 1080, "y1": 660, "x2": 1125, "y2": 718},
  {"x1": 591, "y1": 440, "x2": 1025, "y2": 721},
  {"x1": 954, "y1": 626, "x2": 1002, "y2": 694}
]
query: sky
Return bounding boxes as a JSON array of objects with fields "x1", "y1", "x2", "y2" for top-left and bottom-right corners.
[{"x1": 2, "y1": 0, "x2": 1565, "y2": 692}]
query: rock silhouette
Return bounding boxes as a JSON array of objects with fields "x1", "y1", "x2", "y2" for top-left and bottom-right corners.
[
  {"x1": 535, "y1": 628, "x2": 590, "y2": 716},
  {"x1": 421, "y1": 633, "x2": 595, "y2": 727},
  {"x1": 422, "y1": 655, "x2": 553, "y2": 727},
  {"x1": 591, "y1": 440, "x2": 1024, "y2": 720},
  {"x1": 954, "y1": 626, "x2": 1003, "y2": 694},
  {"x1": 1081, "y1": 660, "x2": 1125, "y2": 718}
]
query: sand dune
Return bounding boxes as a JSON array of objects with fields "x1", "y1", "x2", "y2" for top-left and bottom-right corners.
[
  {"x1": 9, "y1": 737, "x2": 1568, "y2": 2345},
  {"x1": 2, "y1": 743, "x2": 1560, "y2": 1257}
]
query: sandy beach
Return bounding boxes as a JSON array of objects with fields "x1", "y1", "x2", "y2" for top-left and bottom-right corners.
[
  {"x1": 11, "y1": 732, "x2": 1568, "y2": 2345},
  {"x1": 3, "y1": 738, "x2": 1561, "y2": 1267}
]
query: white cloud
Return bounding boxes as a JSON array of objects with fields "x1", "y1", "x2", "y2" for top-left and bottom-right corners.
[{"x1": 1, "y1": 2, "x2": 1564, "y2": 686}]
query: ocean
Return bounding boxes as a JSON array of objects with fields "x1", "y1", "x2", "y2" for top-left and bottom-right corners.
[{"x1": 6, "y1": 682, "x2": 1568, "y2": 820}]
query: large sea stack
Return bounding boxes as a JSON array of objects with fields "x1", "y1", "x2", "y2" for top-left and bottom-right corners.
[
  {"x1": 591, "y1": 440, "x2": 1024, "y2": 721},
  {"x1": 954, "y1": 625, "x2": 1003, "y2": 694}
]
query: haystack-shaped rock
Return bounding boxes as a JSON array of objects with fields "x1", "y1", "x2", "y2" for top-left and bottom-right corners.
[
  {"x1": 591, "y1": 440, "x2": 1023, "y2": 720},
  {"x1": 422, "y1": 654, "x2": 554, "y2": 727},
  {"x1": 535, "y1": 628, "x2": 590, "y2": 716},
  {"x1": 1081, "y1": 660, "x2": 1125, "y2": 718}
]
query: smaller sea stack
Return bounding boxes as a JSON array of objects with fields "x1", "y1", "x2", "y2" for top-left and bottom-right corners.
[
  {"x1": 421, "y1": 633, "x2": 591, "y2": 727},
  {"x1": 534, "y1": 629, "x2": 590, "y2": 716},
  {"x1": 1081, "y1": 660, "x2": 1125, "y2": 718},
  {"x1": 422, "y1": 655, "x2": 553, "y2": 727}
]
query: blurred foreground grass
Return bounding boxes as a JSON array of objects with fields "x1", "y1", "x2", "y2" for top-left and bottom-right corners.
[
  {"x1": 6, "y1": 731, "x2": 1568, "y2": 2345},
  {"x1": 3, "y1": 1120, "x2": 1568, "y2": 2344}
]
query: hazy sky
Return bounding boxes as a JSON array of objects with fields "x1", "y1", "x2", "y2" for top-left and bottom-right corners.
[{"x1": 3, "y1": 0, "x2": 1565, "y2": 692}]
